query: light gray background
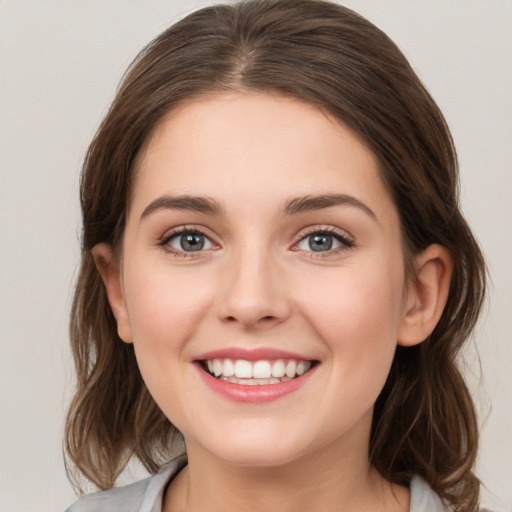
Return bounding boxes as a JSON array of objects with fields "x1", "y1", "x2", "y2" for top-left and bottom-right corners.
[{"x1": 0, "y1": 1, "x2": 510, "y2": 511}]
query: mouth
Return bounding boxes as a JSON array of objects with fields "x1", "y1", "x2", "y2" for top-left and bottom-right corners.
[{"x1": 199, "y1": 358, "x2": 316, "y2": 386}]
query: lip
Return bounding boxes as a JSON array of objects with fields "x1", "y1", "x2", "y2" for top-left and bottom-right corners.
[
  {"x1": 194, "y1": 359, "x2": 317, "y2": 404},
  {"x1": 194, "y1": 347, "x2": 312, "y2": 362}
]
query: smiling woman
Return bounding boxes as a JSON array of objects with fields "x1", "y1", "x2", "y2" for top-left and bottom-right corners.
[
  {"x1": 63, "y1": 1, "x2": 489, "y2": 512},
  {"x1": 93, "y1": 94, "x2": 418, "y2": 476}
]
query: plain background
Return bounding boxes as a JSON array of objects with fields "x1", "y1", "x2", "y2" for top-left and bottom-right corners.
[{"x1": 0, "y1": 1, "x2": 510, "y2": 511}]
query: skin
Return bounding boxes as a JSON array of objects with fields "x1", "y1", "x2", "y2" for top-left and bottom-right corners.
[{"x1": 94, "y1": 92, "x2": 452, "y2": 512}]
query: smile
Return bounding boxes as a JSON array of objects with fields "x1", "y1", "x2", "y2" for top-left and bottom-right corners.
[
  {"x1": 202, "y1": 358, "x2": 313, "y2": 385},
  {"x1": 194, "y1": 348, "x2": 318, "y2": 402}
]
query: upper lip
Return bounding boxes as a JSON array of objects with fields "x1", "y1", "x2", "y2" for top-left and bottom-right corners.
[{"x1": 194, "y1": 347, "x2": 313, "y2": 362}]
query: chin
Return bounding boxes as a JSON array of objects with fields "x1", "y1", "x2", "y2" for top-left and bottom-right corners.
[
  {"x1": 187, "y1": 424, "x2": 320, "y2": 469},
  {"x1": 211, "y1": 446, "x2": 303, "y2": 468}
]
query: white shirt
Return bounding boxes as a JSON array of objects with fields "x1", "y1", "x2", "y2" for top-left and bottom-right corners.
[{"x1": 65, "y1": 455, "x2": 489, "y2": 512}]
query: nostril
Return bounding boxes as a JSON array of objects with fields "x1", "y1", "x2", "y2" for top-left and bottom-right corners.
[{"x1": 224, "y1": 315, "x2": 276, "y2": 323}]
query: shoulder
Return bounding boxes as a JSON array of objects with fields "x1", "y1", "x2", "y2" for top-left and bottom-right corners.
[
  {"x1": 409, "y1": 476, "x2": 450, "y2": 512},
  {"x1": 64, "y1": 477, "x2": 151, "y2": 512},
  {"x1": 409, "y1": 476, "x2": 498, "y2": 512},
  {"x1": 64, "y1": 456, "x2": 187, "y2": 512}
]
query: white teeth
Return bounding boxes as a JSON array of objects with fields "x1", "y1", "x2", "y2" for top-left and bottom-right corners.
[
  {"x1": 223, "y1": 359, "x2": 235, "y2": 377},
  {"x1": 213, "y1": 359, "x2": 223, "y2": 377},
  {"x1": 252, "y1": 360, "x2": 272, "y2": 379},
  {"x1": 222, "y1": 376, "x2": 293, "y2": 386},
  {"x1": 271, "y1": 360, "x2": 286, "y2": 378},
  {"x1": 297, "y1": 361, "x2": 311, "y2": 375},
  {"x1": 285, "y1": 360, "x2": 297, "y2": 378},
  {"x1": 205, "y1": 358, "x2": 313, "y2": 382},
  {"x1": 234, "y1": 359, "x2": 253, "y2": 379}
]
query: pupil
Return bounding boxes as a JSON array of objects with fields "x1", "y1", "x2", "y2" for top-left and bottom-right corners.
[
  {"x1": 181, "y1": 233, "x2": 204, "y2": 251},
  {"x1": 309, "y1": 234, "x2": 332, "y2": 251}
]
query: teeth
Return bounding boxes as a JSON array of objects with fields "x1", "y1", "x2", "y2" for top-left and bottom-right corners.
[
  {"x1": 223, "y1": 359, "x2": 235, "y2": 377},
  {"x1": 252, "y1": 360, "x2": 272, "y2": 379},
  {"x1": 271, "y1": 360, "x2": 286, "y2": 378},
  {"x1": 234, "y1": 360, "x2": 253, "y2": 379},
  {"x1": 213, "y1": 359, "x2": 223, "y2": 377},
  {"x1": 220, "y1": 376, "x2": 293, "y2": 385},
  {"x1": 204, "y1": 358, "x2": 312, "y2": 382},
  {"x1": 285, "y1": 360, "x2": 297, "y2": 378}
]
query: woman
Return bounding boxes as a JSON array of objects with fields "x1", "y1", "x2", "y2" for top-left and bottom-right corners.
[{"x1": 64, "y1": 1, "x2": 489, "y2": 510}]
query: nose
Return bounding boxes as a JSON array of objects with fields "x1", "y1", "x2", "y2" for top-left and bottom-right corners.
[{"x1": 217, "y1": 247, "x2": 291, "y2": 330}]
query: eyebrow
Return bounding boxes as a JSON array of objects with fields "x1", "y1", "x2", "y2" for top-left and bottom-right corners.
[
  {"x1": 140, "y1": 194, "x2": 224, "y2": 220},
  {"x1": 140, "y1": 193, "x2": 376, "y2": 221},
  {"x1": 281, "y1": 194, "x2": 377, "y2": 220}
]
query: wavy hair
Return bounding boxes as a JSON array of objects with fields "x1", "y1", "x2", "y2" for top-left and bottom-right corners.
[{"x1": 65, "y1": 1, "x2": 486, "y2": 510}]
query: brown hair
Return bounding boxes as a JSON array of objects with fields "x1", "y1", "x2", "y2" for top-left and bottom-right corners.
[{"x1": 65, "y1": 1, "x2": 486, "y2": 509}]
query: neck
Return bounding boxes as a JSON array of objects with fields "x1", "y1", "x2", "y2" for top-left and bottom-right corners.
[{"x1": 164, "y1": 422, "x2": 409, "y2": 512}]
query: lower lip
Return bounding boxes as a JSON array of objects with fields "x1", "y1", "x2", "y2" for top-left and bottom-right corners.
[{"x1": 196, "y1": 364, "x2": 316, "y2": 403}]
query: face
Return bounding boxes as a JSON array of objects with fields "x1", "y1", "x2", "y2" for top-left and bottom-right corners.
[{"x1": 108, "y1": 93, "x2": 414, "y2": 468}]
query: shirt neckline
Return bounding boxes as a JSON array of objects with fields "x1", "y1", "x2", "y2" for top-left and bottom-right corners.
[{"x1": 141, "y1": 457, "x2": 446, "y2": 512}]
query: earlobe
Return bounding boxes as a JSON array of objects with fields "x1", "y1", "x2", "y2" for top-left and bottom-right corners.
[
  {"x1": 397, "y1": 244, "x2": 453, "y2": 347},
  {"x1": 92, "y1": 243, "x2": 133, "y2": 343}
]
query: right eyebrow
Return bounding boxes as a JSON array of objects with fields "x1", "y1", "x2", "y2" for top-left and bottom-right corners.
[
  {"x1": 140, "y1": 194, "x2": 224, "y2": 220},
  {"x1": 281, "y1": 193, "x2": 377, "y2": 221}
]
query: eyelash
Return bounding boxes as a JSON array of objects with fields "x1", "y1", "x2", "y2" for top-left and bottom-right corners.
[
  {"x1": 293, "y1": 226, "x2": 355, "y2": 259},
  {"x1": 157, "y1": 225, "x2": 355, "y2": 258},
  {"x1": 157, "y1": 226, "x2": 214, "y2": 258}
]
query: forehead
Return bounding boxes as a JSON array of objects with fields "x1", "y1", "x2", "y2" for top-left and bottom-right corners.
[{"x1": 131, "y1": 92, "x2": 396, "y2": 222}]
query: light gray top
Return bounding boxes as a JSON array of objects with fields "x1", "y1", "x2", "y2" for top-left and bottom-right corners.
[{"x1": 65, "y1": 456, "x2": 488, "y2": 512}]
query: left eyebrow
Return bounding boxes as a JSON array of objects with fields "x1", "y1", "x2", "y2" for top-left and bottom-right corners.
[
  {"x1": 281, "y1": 194, "x2": 377, "y2": 221},
  {"x1": 140, "y1": 194, "x2": 224, "y2": 220}
]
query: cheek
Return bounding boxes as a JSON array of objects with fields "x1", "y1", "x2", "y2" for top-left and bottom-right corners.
[
  {"x1": 296, "y1": 260, "x2": 405, "y2": 382},
  {"x1": 300, "y1": 260, "x2": 404, "y2": 333},
  {"x1": 122, "y1": 265, "x2": 214, "y2": 383},
  {"x1": 121, "y1": 268, "x2": 215, "y2": 425},
  {"x1": 125, "y1": 263, "x2": 206, "y2": 336}
]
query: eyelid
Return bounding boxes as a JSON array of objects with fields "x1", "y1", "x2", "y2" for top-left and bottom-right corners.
[
  {"x1": 157, "y1": 225, "x2": 218, "y2": 256},
  {"x1": 156, "y1": 224, "x2": 354, "y2": 258},
  {"x1": 295, "y1": 225, "x2": 354, "y2": 242},
  {"x1": 291, "y1": 225, "x2": 355, "y2": 254}
]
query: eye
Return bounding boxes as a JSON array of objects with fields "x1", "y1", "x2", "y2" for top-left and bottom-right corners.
[
  {"x1": 160, "y1": 228, "x2": 215, "y2": 254},
  {"x1": 295, "y1": 229, "x2": 353, "y2": 253}
]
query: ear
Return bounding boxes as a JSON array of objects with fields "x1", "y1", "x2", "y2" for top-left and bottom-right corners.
[
  {"x1": 397, "y1": 244, "x2": 453, "y2": 347},
  {"x1": 92, "y1": 243, "x2": 133, "y2": 343}
]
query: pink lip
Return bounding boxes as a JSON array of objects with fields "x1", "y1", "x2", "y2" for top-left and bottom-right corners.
[
  {"x1": 194, "y1": 360, "x2": 317, "y2": 404},
  {"x1": 198, "y1": 369, "x2": 313, "y2": 403},
  {"x1": 194, "y1": 347, "x2": 311, "y2": 362}
]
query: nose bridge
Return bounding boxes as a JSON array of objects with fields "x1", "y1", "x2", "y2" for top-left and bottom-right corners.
[{"x1": 219, "y1": 237, "x2": 289, "y2": 328}]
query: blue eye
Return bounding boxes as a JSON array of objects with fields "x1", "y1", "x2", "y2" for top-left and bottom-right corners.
[
  {"x1": 296, "y1": 231, "x2": 352, "y2": 252},
  {"x1": 163, "y1": 230, "x2": 214, "y2": 253}
]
